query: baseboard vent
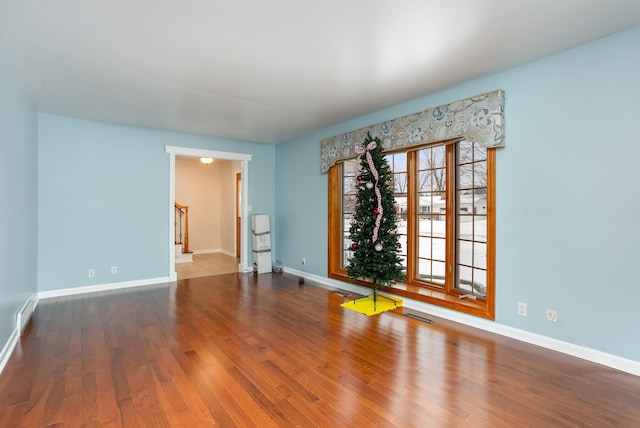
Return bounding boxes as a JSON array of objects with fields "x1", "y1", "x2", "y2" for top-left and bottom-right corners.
[
  {"x1": 16, "y1": 297, "x2": 34, "y2": 334},
  {"x1": 332, "y1": 290, "x2": 352, "y2": 298},
  {"x1": 405, "y1": 313, "x2": 434, "y2": 324}
]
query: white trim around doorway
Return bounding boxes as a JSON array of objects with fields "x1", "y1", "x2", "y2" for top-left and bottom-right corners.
[{"x1": 165, "y1": 146, "x2": 253, "y2": 279}]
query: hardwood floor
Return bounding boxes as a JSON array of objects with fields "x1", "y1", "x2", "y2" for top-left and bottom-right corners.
[{"x1": 1, "y1": 272, "x2": 639, "y2": 427}]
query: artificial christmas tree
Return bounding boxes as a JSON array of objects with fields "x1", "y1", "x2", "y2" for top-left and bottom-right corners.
[{"x1": 346, "y1": 132, "x2": 405, "y2": 310}]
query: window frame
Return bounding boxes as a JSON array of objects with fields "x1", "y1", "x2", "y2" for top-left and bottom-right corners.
[{"x1": 328, "y1": 138, "x2": 496, "y2": 320}]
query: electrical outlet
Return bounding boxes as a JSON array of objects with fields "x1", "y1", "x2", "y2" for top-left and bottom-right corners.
[
  {"x1": 517, "y1": 302, "x2": 527, "y2": 317},
  {"x1": 88, "y1": 269, "x2": 95, "y2": 278},
  {"x1": 301, "y1": 257, "x2": 306, "y2": 265},
  {"x1": 547, "y1": 309, "x2": 558, "y2": 322},
  {"x1": 111, "y1": 266, "x2": 117, "y2": 275}
]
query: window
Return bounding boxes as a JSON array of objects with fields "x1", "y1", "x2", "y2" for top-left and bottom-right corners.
[{"x1": 329, "y1": 139, "x2": 495, "y2": 319}]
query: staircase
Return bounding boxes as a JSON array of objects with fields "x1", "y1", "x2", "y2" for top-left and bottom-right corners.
[{"x1": 175, "y1": 201, "x2": 193, "y2": 263}]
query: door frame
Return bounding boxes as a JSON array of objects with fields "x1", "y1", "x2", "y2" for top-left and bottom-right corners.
[
  {"x1": 236, "y1": 172, "x2": 242, "y2": 258},
  {"x1": 165, "y1": 145, "x2": 253, "y2": 280}
]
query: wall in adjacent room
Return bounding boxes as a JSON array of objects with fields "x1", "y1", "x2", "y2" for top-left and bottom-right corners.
[
  {"x1": 38, "y1": 114, "x2": 275, "y2": 291},
  {"x1": 176, "y1": 157, "x2": 223, "y2": 252},
  {"x1": 175, "y1": 157, "x2": 240, "y2": 255},
  {"x1": 275, "y1": 25, "x2": 640, "y2": 362},
  {"x1": 0, "y1": 44, "x2": 38, "y2": 349}
]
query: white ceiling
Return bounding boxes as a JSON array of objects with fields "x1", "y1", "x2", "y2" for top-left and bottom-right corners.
[{"x1": 1, "y1": 1, "x2": 639, "y2": 144}]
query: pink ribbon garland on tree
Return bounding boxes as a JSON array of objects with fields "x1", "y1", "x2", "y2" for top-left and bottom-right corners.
[{"x1": 354, "y1": 141, "x2": 384, "y2": 243}]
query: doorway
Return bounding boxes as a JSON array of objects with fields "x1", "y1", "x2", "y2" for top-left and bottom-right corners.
[{"x1": 165, "y1": 146, "x2": 252, "y2": 281}]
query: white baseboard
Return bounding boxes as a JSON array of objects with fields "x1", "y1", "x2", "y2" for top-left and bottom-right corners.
[
  {"x1": 284, "y1": 267, "x2": 640, "y2": 377},
  {"x1": 38, "y1": 276, "x2": 176, "y2": 300},
  {"x1": 0, "y1": 326, "x2": 19, "y2": 377},
  {"x1": 193, "y1": 248, "x2": 237, "y2": 257}
]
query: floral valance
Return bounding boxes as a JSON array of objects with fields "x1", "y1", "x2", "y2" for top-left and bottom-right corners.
[{"x1": 320, "y1": 89, "x2": 504, "y2": 173}]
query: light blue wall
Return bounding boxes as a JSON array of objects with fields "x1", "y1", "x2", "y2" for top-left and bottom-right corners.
[
  {"x1": 0, "y1": 44, "x2": 38, "y2": 346},
  {"x1": 276, "y1": 25, "x2": 640, "y2": 362},
  {"x1": 38, "y1": 114, "x2": 275, "y2": 291}
]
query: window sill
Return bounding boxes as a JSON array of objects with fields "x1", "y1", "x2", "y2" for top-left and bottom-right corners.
[{"x1": 329, "y1": 272, "x2": 494, "y2": 320}]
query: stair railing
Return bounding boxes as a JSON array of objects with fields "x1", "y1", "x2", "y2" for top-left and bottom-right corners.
[{"x1": 174, "y1": 202, "x2": 190, "y2": 254}]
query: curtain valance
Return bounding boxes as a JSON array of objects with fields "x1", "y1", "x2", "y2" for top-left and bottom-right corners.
[{"x1": 320, "y1": 89, "x2": 504, "y2": 173}]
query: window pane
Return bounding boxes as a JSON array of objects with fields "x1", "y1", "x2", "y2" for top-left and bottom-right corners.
[
  {"x1": 458, "y1": 192, "x2": 473, "y2": 215},
  {"x1": 418, "y1": 193, "x2": 432, "y2": 215},
  {"x1": 459, "y1": 240, "x2": 473, "y2": 266},
  {"x1": 457, "y1": 265, "x2": 473, "y2": 292},
  {"x1": 419, "y1": 217, "x2": 433, "y2": 236},
  {"x1": 418, "y1": 236, "x2": 432, "y2": 258},
  {"x1": 343, "y1": 195, "x2": 356, "y2": 214},
  {"x1": 398, "y1": 234, "x2": 408, "y2": 257},
  {"x1": 343, "y1": 159, "x2": 356, "y2": 174},
  {"x1": 474, "y1": 161, "x2": 487, "y2": 187},
  {"x1": 341, "y1": 194, "x2": 353, "y2": 270},
  {"x1": 343, "y1": 236, "x2": 353, "y2": 251},
  {"x1": 398, "y1": 255, "x2": 407, "y2": 268},
  {"x1": 474, "y1": 145, "x2": 487, "y2": 161},
  {"x1": 420, "y1": 168, "x2": 446, "y2": 192},
  {"x1": 474, "y1": 269, "x2": 487, "y2": 296},
  {"x1": 419, "y1": 145, "x2": 446, "y2": 169},
  {"x1": 396, "y1": 196, "x2": 408, "y2": 215},
  {"x1": 432, "y1": 238, "x2": 445, "y2": 261},
  {"x1": 474, "y1": 191, "x2": 487, "y2": 215},
  {"x1": 433, "y1": 146, "x2": 446, "y2": 168},
  {"x1": 418, "y1": 258, "x2": 431, "y2": 278},
  {"x1": 433, "y1": 168, "x2": 446, "y2": 192},
  {"x1": 343, "y1": 248, "x2": 353, "y2": 267},
  {"x1": 458, "y1": 215, "x2": 472, "y2": 240},
  {"x1": 419, "y1": 171, "x2": 431, "y2": 192},
  {"x1": 432, "y1": 218, "x2": 446, "y2": 238},
  {"x1": 458, "y1": 140, "x2": 474, "y2": 164},
  {"x1": 474, "y1": 217, "x2": 487, "y2": 242},
  {"x1": 432, "y1": 261, "x2": 446, "y2": 285},
  {"x1": 394, "y1": 172, "x2": 408, "y2": 193},
  {"x1": 475, "y1": 242, "x2": 487, "y2": 269},
  {"x1": 343, "y1": 175, "x2": 357, "y2": 194},
  {"x1": 458, "y1": 164, "x2": 473, "y2": 189},
  {"x1": 388, "y1": 152, "x2": 407, "y2": 173},
  {"x1": 343, "y1": 217, "x2": 353, "y2": 238},
  {"x1": 397, "y1": 213, "x2": 408, "y2": 235}
]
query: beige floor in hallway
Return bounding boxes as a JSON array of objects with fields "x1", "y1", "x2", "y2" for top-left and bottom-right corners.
[{"x1": 175, "y1": 252, "x2": 239, "y2": 279}]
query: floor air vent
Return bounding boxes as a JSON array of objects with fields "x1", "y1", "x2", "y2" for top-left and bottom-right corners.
[
  {"x1": 332, "y1": 290, "x2": 352, "y2": 297},
  {"x1": 405, "y1": 313, "x2": 434, "y2": 324},
  {"x1": 17, "y1": 297, "x2": 34, "y2": 334}
]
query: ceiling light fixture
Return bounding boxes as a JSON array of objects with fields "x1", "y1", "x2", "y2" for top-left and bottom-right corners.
[{"x1": 200, "y1": 157, "x2": 214, "y2": 165}]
